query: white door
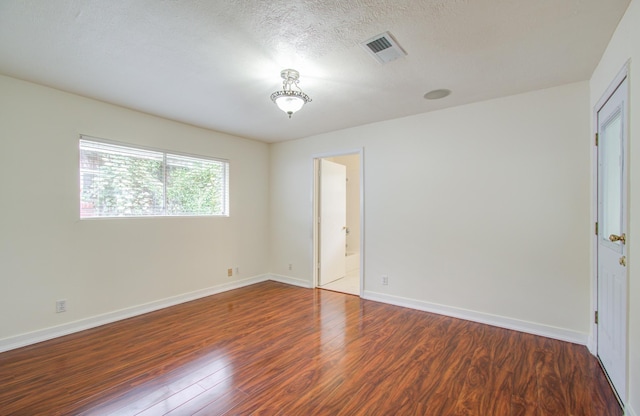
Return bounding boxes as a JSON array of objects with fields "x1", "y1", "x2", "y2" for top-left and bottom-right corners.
[
  {"x1": 597, "y1": 76, "x2": 628, "y2": 403},
  {"x1": 319, "y1": 159, "x2": 347, "y2": 286}
]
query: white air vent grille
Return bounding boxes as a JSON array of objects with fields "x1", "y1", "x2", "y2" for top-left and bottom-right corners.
[{"x1": 361, "y1": 32, "x2": 407, "y2": 64}]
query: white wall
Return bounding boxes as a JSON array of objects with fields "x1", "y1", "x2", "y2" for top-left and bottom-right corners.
[
  {"x1": 0, "y1": 75, "x2": 270, "y2": 348},
  {"x1": 270, "y1": 81, "x2": 591, "y2": 341},
  {"x1": 590, "y1": 0, "x2": 639, "y2": 412}
]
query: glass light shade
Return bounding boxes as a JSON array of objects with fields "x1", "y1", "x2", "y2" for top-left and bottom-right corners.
[
  {"x1": 275, "y1": 94, "x2": 305, "y2": 114},
  {"x1": 270, "y1": 69, "x2": 311, "y2": 118}
]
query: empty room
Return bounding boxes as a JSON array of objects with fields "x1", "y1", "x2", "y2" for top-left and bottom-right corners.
[{"x1": 0, "y1": 1, "x2": 638, "y2": 414}]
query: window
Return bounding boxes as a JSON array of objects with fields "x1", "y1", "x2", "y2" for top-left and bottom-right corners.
[{"x1": 79, "y1": 137, "x2": 229, "y2": 218}]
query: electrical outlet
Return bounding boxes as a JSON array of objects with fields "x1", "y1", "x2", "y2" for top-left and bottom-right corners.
[
  {"x1": 56, "y1": 299, "x2": 67, "y2": 313},
  {"x1": 235, "y1": 267, "x2": 239, "y2": 275},
  {"x1": 227, "y1": 268, "x2": 233, "y2": 277},
  {"x1": 288, "y1": 263, "x2": 293, "y2": 271},
  {"x1": 381, "y1": 275, "x2": 388, "y2": 286}
]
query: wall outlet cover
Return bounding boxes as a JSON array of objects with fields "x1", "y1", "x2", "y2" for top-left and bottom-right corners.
[{"x1": 56, "y1": 300, "x2": 67, "y2": 313}]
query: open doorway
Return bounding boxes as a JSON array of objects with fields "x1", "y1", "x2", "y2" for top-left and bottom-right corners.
[{"x1": 313, "y1": 151, "x2": 362, "y2": 296}]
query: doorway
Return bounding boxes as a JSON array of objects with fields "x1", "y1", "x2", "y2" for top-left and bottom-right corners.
[
  {"x1": 595, "y1": 69, "x2": 628, "y2": 404},
  {"x1": 314, "y1": 151, "x2": 363, "y2": 296}
]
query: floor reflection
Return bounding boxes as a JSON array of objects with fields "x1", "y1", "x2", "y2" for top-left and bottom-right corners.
[{"x1": 82, "y1": 349, "x2": 233, "y2": 415}]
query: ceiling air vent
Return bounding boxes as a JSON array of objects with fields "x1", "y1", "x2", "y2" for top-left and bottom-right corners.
[{"x1": 361, "y1": 31, "x2": 407, "y2": 64}]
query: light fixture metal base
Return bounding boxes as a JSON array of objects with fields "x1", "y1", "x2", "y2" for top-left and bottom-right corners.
[{"x1": 281, "y1": 69, "x2": 300, "y2": 82}]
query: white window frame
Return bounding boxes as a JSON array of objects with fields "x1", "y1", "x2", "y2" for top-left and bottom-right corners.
[{"x1": 79, "y1": 135, "x2": 229, "y2": 218}]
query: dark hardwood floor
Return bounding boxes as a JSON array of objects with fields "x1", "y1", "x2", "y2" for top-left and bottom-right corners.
[{"x1": 0, "y1": 281, "x2": 621, "y2": 415}]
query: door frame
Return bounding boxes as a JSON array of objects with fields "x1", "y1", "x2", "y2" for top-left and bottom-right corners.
[
  {"x1": 312, "y1": 148, "x2": 364, "y2": 295},
  {"x1": 591, "y1": 61, "x2": 630, "y2": 404}
]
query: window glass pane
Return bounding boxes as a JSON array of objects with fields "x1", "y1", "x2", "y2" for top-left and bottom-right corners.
[
  {"x1": 80, "y1": 140, "x2": 164, "y2": 218},
  {"x1": 166, "y1": 154, "x2": 228, "y2": 216},
  {"x1": 601, "y1": 110, "x2": 623, "y2": 245}
]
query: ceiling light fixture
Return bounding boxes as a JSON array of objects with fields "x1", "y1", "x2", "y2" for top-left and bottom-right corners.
[{"x1": 271, "y1": 69, "x2": 312, "y2": 118}]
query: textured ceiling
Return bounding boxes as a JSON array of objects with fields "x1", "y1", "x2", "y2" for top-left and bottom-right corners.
[{"x1": 0, "y1": 0, "x2": 630, "y2": 142}]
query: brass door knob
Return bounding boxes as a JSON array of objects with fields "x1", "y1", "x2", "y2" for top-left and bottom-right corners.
[
  {"x1": 609, "y1": 233, "x2": 626, "y2": 244},
  {"x1": 619, "y1": 256, "x2": 626, "y2": 266}
]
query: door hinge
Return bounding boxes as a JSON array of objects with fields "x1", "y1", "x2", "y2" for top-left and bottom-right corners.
[
  {"x1": 595, "y1": 310, "x2": 599, "y2": 325},
  {"x1": 595, "y1": 222, "x2": 598, "y2": 235},
  {"x1": 595, "y1": 132, "x2": 599, "y2": 146}
]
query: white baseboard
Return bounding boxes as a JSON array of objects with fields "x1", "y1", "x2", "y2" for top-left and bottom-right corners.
[
  {"x1": 587, "y1": 332, "x2": 597, "y2": 355},
  {"x1": 362, "y1": 290, "x2": 588, "y2": 345},
  {"x1": 0, "y1": 274, "x2": 270, "y2": 353},
  {"x1": 268, "y1": 274, "x2": 313, "y2": 288},
  {"x1": 0, "y1": 277, "x2": 589, "y2": 353}
]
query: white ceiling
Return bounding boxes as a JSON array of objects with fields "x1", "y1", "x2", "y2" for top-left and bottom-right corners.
[{"x1": 0, "y1": 0, "x2": 630, "y2": 143}]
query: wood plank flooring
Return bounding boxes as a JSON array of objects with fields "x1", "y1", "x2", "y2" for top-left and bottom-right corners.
[{"x1": 0, "y1": 281, "x2": 621, "y2": 415}]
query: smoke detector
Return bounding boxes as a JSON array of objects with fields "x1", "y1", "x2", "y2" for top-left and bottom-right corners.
[{"x1": 361, "y1": 31, "x2": 407, "y2": 64}]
